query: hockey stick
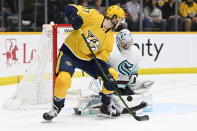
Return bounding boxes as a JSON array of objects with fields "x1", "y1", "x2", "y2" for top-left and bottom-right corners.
[
  {"x1": 79, "y1": 29, "x2": 149, "y2": 121},
  {"x1": 121, "y1": 102, "x2": 147, "y2": 114}
]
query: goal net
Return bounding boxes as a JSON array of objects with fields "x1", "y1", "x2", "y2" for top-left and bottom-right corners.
[{"x1": 3, "y1": 24, "x2": 91, "y2": 110}]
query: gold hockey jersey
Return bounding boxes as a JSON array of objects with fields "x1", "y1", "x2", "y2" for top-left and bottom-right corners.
[
  {"x1": 179, "y1": 1, "x2": 197, "y2": 18},
  {"x1": 64, "y1": 5, "x2": 115, "y2": 62}
]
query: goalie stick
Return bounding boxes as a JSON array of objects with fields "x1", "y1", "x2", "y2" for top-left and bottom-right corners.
[
  {"x1": 121, "y1": 102, "x2": 147, "y2": 114},
  {"x1": 79, "y1": 29, "x2": 149, "y2": 121}
]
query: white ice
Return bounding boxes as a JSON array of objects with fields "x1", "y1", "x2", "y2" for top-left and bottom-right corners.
[{"x1": 0, "y1": 74, "x2": 197, "y2": 131}]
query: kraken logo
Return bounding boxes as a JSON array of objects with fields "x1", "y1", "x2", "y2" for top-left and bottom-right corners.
[
  {"x1": 86, "y1": 30, "x2": 100, "y2": 51},
  {"x1": 118, "y1": 60, "x2": 133, "y2": 76}
]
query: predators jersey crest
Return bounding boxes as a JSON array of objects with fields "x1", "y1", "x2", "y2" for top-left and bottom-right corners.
[{"x1": 86, "y1": 30, "x2": 100, "y2": 51}]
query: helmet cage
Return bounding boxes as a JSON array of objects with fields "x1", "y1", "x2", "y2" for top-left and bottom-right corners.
[{"x1": 116, "y1": 29, "x2": 133, "y2": 51}]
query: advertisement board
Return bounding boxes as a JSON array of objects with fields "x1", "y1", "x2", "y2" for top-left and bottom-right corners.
[{"x1": 0, "y1": 32, "x2": 197, "y2": 85}]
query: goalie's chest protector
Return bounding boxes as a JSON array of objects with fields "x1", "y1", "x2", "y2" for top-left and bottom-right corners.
[
  {"x1": 108, "y1": 43, "x2": 127, "y2": 77},
  {"x1": 109, "y1": 44, "x2": 141, "y2": 82},
  {"x1": 64, "y1": 5, "x2": 114, "y2": 62}
]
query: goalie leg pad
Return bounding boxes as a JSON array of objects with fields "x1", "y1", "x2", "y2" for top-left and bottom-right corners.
[
  {"x1": 54, "y1": 71, "x2": 72, "y2": 98},
  {"x1": 142, "y1": 93, "x2": 153, "y2": 112},
  {"x1": 74, "y1": 95, "x2": 101, "y2": 115},
  {"x1": 114, "y1": 95, "x2": 144, "y2": 108}
]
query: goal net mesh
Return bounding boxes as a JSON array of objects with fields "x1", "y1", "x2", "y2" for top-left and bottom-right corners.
[{"x1": 3, "y1": 24, "x2": 91, "y2": 110}]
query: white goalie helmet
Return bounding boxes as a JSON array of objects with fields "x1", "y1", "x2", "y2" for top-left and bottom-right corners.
[{"x1": 116, "y1": 29, "x2": 133, "y2": 51}]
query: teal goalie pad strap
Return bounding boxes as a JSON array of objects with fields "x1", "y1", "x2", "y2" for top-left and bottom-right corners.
[{"x1": 77, "y1": 97, "x2": 101, "y2": 115}]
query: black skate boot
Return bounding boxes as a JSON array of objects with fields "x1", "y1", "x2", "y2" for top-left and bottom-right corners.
[
  {"x1": 98, "y1": 104, "x2": 120, "y2": 117},
  {"x1": 43, "y1": 96, "x2": 65, "y2": 121},
  {"x1": 98, "y1": 93, "x2": 120, "y2": 118},
  {"x1": 43, "y1": 105, "x2": 61, "y2": 121}
]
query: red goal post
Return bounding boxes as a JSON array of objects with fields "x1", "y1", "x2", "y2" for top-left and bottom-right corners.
[
  {"x1": 3, "y1": 24, "x2": 89, "y2": 110},
  {"x1": 52, "y1": 24, "x2": 72, "y2": 93}
]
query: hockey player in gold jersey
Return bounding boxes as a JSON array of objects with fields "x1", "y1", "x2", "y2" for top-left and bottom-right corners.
[{"x1": 43, "y1": 4, "x2": 125, "y2": 121}]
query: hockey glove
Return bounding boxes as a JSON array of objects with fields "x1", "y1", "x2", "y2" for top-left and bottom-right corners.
[
  {"x1": 71, "y1": 15, "x2": 83, "y2": 30},
  {"x1": 103, "y1": 74, "x2": 117, "y2": 91},
  {"x1": 64, "y1": 5, "x2": 78, "y2": 18},
  {"x1": 64, "y1": 5, "x2": 83, "y2": 30}
]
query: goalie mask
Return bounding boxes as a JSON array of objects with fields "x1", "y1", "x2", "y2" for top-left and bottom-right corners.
[{"x1": 116, "y1": 29, "x2": 133, "y2": 51}]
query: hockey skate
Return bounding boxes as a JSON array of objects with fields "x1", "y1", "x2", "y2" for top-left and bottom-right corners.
[
  {"x1": 97, "y1": 104, "x2": 120, "y2": 118},
  {"x1": 43, "y1": 105, "x2": 61, "y2": 121},
  {"x1": 43, "y1": 96, "x2": 65, "y2": 121}
]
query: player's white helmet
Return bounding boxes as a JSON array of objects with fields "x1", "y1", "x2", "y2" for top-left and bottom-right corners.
[{"x1": 116, "y1": 29, "x2": 133, "y2": 51}]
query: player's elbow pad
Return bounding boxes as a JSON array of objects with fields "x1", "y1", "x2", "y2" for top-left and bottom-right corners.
[{"x1": 64, "y1": 5, "x2": 78, "y2": 18}]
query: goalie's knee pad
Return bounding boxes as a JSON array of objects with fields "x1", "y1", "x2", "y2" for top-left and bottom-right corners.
[{"x1": 54, "y1": 71, "x2": 72, "y2": 98}]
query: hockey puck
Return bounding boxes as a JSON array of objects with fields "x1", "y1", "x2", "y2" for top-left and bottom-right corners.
[{"x1": 127, "y1": 96, "x2": 132, "y2": 101}]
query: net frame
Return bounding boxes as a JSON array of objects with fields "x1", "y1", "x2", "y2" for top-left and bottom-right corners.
[
  {"x1": 52, "y1": 24, "x2": 72, "y2": 93},
  {"x1": 3, "y1": 24, "x2": 74, "y2": 110}
]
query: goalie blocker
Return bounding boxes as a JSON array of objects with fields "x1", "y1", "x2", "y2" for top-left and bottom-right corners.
[{"x1": 74, "y1": 79, "x2": 154, "y2": 116}]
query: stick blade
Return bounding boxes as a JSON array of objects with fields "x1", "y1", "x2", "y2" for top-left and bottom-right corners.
[{"x1": 133, "y1": 114, "x2": 149, "y2": 121}]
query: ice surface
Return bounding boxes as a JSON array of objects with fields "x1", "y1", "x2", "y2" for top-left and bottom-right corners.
[{"x1": 0, "y1": 74, "x2": 197, "y2": 131}]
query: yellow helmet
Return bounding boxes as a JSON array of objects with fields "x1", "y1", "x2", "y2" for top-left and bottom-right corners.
[{"x1": 106, "y1": 5, "x2": 125, "y2": 20}]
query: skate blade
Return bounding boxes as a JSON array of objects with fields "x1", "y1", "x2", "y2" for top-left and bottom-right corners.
[
  {"x1": 41, "y1": 119, "x2": 52, "y2": 123},
  {"x1": 97, "y1": 112, "x2": 116, "y2": 119}
]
